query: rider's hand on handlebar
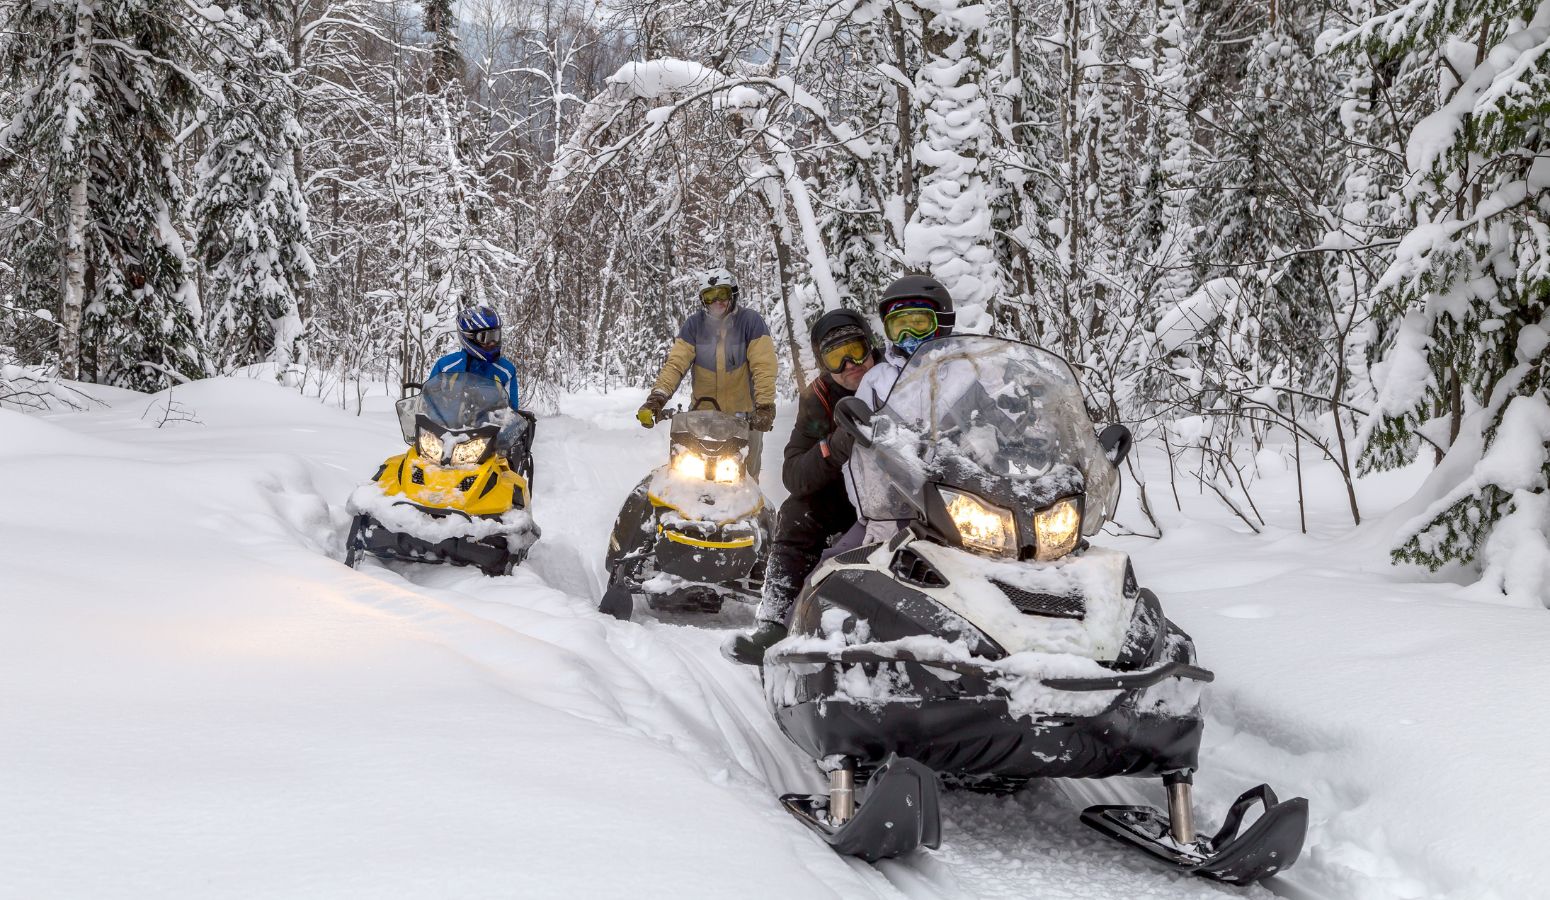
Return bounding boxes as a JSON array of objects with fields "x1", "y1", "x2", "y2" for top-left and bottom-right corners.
[
  {"x1": 637, "y1": 391, "x2": 668, "y2": 429},
  {"x1": 751, "y1": 403, "x2": 776, "y2": 433},
  {"x1": 826, "y1": 421, "x2": 856, "y2": 465}
]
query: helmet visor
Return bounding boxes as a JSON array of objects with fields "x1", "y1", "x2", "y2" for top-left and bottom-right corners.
[
  {"x1": 883, "y1": 307, "x2": 937, "y2": 343},
  {"x1": 819, "y1": 338, "x2": 870, "y2": 373},
  {"x1": 700, "y1": 284, "x2": 734, "y2": 305},
  {"x1": 466, "y1": 326, "x2": 500, "y2": 350}
]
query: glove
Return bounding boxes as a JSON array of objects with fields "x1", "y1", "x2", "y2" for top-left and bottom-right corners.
[
  {"x1": 826, "y1": 421, "x2": 856, "y2": 465},
  {"x1": 636, "y1": 391, "x2": 667, "y2": 429},
  {"x1": 751, "y1": 403, "x2": 777, "y2": 433}
]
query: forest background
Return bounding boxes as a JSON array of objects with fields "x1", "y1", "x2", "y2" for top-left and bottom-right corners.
[{"x1": 1, "y1": 0, "x2": 1547, "y2": 603}]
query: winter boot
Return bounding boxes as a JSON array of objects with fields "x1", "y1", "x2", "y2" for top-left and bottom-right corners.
[
  {"x1": 723, "y1": 621, "x2": 788, "y2": 666},
  {"x1": 599, "y1": 583, "x2": 633, "y2": 621}
]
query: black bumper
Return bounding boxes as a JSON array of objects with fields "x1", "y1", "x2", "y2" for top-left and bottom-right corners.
[
  {"x1": 771, "y1": 687, "x2": 1203, "y2": 781},
  {"x1": 354, "y1": 513, "x2": 513, "y2": 573}
]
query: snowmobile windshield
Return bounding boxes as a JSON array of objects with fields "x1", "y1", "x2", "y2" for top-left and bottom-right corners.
[
  {"x1": 670, "y1": 409, "x2": 749, "y2": 455},
  {"x1": 396, "y1": 374, "x2": 517, "y2": 441},
  {"x1": 852, "y1": 336, "x2": 1119, "y2": 535}
]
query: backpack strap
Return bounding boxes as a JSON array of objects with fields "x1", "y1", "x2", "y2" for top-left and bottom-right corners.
[{"x1": 814, "y1": 377, "x2": 835, "y2": 421}]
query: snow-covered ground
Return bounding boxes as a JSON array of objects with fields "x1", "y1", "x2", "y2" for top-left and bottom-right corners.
[{"x1": 2, "y1": 379, "x2": 1543, "y2": 899}]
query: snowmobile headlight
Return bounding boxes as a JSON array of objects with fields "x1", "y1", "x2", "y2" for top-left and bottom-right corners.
[
  {"x1": 941, "y1": 488, "x2": 1017, "y2": 559},
  {"x1": 416, "y1": 427, "x2": 444, "y2": 461},
  {"x1": 672, "y1": 451, "x2": 707, "y2": 479},
  {"x1": 712, "y1": 455, "x2": 741, "y2": 484},
  {"x1": 450, "y1": 436, "x2": 490, "y2": 466},
  {"x1": 1033, "y1": 497, "x2": 1082, "y2": 561}
]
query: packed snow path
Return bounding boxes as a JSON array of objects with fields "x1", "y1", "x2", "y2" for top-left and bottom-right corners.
[{"x1": 3, "y1": 379, "x2": 1544, "y2": 898}]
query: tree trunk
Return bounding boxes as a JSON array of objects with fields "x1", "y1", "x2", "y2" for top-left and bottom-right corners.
[{"x1": 58, "y1": 0, "x2": 96, "y2": 381}]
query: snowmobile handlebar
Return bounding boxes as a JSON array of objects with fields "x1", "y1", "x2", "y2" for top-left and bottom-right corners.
[{"x1": 661, "y1": 406, "x2": 751, "y2": 423}]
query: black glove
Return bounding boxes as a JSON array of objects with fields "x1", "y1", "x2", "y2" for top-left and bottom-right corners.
[
  {"x1": 751, "y1": 403, "x2": 776, "y2": 432},
  {"x1": 826, "y1": 421, "x2": 856, "y2": 465}
]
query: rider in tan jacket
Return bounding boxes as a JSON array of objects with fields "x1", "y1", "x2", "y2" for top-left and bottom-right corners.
[{"x1": 637, "y1": 269, "x2": 779, "y2": 475}]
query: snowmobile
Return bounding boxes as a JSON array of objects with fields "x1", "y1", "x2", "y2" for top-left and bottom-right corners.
[
  {"x1": 345, "y1": 372, "x2": 539, "y2": 577},
  {"x1": 599, "y1": 400, "x2": 774, "y2": 621},
  {"x1": 760, "y1": 336, "x2": 1307, "y2": 885}
]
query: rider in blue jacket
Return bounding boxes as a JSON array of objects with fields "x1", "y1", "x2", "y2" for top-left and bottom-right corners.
[{"x1": 429, "y1": 305, "x2": 520, "y2": 410}]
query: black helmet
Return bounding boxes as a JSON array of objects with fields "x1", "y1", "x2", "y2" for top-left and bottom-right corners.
[
  {"x1": 809, "y1": 308, "x2": 873, "y2": 353},
  {"x1": 809, "y1": 308, "x2": 877, "y2": 374},
  {"x1": 879, "y1": 274, "x2": 955, "y2": 335}
]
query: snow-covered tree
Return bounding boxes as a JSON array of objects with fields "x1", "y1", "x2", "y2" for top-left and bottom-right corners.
[
  {"x1": 193, "y1": 7, "x2": 316, "y2": 375},
  {"x1": 1341, "y1": 1, "x2": 1550, "y2": 603},
  {"x1": 0, "y1": 0, "x2": 209, "y2": 389}
]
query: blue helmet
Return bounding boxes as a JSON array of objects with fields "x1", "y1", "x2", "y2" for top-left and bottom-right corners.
[{"x1": 456, "y1": 305, "x2": 501, "y2": 363}]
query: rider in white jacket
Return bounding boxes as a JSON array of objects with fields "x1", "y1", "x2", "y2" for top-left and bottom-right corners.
[{"x1": 840, "y1": 275, "x2": 956, "y2": 545}]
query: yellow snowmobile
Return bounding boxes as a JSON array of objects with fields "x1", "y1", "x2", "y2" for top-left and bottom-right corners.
[{"x1": 344, "y1": 373, "x2": 538, "y2": 576}]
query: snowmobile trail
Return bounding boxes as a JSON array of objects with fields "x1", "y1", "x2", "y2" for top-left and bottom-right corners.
[{"x1": 15, "y1": 380, "x2": 1518, "y2": 898}]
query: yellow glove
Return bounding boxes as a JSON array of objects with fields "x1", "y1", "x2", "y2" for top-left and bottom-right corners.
[{"x1": 636, "y1": 391, "x2": 667, "y2": 428}]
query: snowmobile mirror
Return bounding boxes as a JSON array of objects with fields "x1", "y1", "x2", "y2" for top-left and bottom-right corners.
[
  {"x1": 1098, "y1": 424, "x2": 1133, "y2": 466},
  {"x1": 834, "y1": 397, "x2": 875, "y2": 449}
]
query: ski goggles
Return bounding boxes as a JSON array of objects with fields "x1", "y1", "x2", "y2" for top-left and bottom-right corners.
[
  {"x1": 700, "y1": 284, "x2": 734, "y2": 305},
  {"x1": 819, "y1": 338, "x2": 870, "y2": 373},
  {"x1": 465, "y1": 326, "x2": 500, "y2": 349},
  {"x1": 883, "y1": 307, "x2": 938, "y2": 343}
]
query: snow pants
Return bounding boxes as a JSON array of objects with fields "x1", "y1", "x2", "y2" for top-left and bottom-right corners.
[{"x1": 754, "y1": 491, "x2": 857, "y2": 626}]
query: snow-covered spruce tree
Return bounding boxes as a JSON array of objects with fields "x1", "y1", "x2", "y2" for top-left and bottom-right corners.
[
  {"x1": 1340, "y1": 3, "x2": 1550, "y2": 603},
  {"x1": 193, "y1": 7, "x2": 316, "y2": 377},
  {"x1": 0, "y1": 0, "x2": 208, "y2": 389},
  {"x1": 903, "y1": 2, "x2": 1004, "y2": 333}
]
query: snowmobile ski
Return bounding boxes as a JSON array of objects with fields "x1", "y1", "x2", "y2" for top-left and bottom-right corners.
[
  {"x1": 1081, "y1": 783, "x2": 1309, "y2": 885},
  {"x1": 779, "y1": 754, "x2": 941, "y2": 862}
]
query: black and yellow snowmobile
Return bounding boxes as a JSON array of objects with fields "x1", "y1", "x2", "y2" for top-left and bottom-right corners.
[{"x1": 344, "y1": 373, "x2": 539, "y2": 577}]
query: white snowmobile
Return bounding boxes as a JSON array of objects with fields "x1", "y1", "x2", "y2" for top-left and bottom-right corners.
[
  {"x1": 599, "y1": 400, "x2": 774, "y2": 620},
  {"x1": 760, "y1": 336, "x2": 1308, "y2": 885}
]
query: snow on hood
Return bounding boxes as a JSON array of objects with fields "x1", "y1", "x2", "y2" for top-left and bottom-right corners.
[
  {"x1": 911, "y1": 541, "x2": 1137, "y2": 661},
  {"x1": 646, "y1": 466, "x2": 763, "y2": 523},
  {"x1": 346, "y1": 483, "x2": 538, "y2": 554}
]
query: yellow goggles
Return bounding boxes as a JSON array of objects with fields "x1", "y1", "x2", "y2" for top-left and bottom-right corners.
[
  {"x1": 820, "y1": 338, "x2": 870, "y2": 373},
  {"x1": 700, "y1": 284, "x2": 734, "y2": 305},
  {"x1": 883, "y1": 307, "x2": 938, "y2": 342}
]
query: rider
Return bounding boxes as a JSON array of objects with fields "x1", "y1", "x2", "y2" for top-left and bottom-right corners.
[
  {"x1": 428, "y1": 304, "x2": 529, "y2": 467},
  {"x1": 855, "y1": 274, "x2": 955, "y2": 410},
  {"x1": 845, "y1": 274, "x2": 955, "y2": 545},
  {"x1": 428, "y1": 305, "x2": 521, "y2": 410},
  {"x1": 725, "y1": 309, "x2": 880, "y2": 665},
  {"x1": 636, "y1": 269, "x2": 778, "y2": 476}
]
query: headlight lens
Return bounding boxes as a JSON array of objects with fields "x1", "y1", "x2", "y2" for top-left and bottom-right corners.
[
  {"x1": 1033, "y1": 497, "x2": 1082, "y2": 561},
  {"x1": 672, "y1": 451, "x2": 707, "y2": 479},
  {"x1": 450, "y1": 436, "x2": 490, "y2": 466},
  {"x1": 417, "y1": 428, "x2": 444, "y2": 461},
  {"x1": 941, "y1": 488, "x2": 1017, "y2": 558},
  {"x1": 713, "y1": 456, "x2": 741, "y2": 484}
]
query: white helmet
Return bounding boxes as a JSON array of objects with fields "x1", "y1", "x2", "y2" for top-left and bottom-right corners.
[{"x1": 698, "y1": 268, "x2": 740, "y2": 307}]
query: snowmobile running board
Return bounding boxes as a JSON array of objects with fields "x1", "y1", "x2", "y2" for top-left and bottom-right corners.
[
  {"x1": 776, "y1": 649, "x2": 1214, "y2": 692},
  {"x1": 1081, "y1": 784, "x2": 1309, "y2": 885},
  {"x1": 780, "y1": 755, "x2": 941, "y2": 862}
]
